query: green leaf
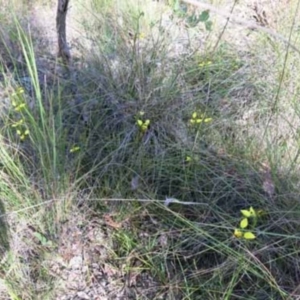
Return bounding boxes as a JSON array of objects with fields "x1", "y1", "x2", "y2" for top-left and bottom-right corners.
[
  {"x1": 205, "y1": 21, "x2": 213, "y2": 31},
  {"x1": 173, "y1": 1, "x2": 187, "y2": 17},
  {"x1": 45, "y1": 240, "x2": 53, "y2": 247},
  {"x1": 173, "y1": 0, "x2": 180, "y2": 10},
  {"x1": 34, "y1": 232, "x2": 47, "y2": 245},
  {"x1": 186, "y1": 14, "x2": 201, "y2": 28},
  {"x1": 249, "y1": 206, "x2": 256, "y2": 217},
  {"x1": 234, "y1": 228, "x2": 243, "y2": 238},
  {"x1": 199, "y1": 10, "x2": 210, "y2": 22},
  {"x1": 244, "y1": 232, "x2": 256, "y2": 240},
  {"x1": 241, "y1": 209, "x2": 251, "y2": 218},
  {"x1": 240, "y1": 218, "x2": 248, "y2": 229}
]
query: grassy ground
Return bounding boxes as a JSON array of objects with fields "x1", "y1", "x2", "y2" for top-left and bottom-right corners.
[{"x1": 1, "y1": 0, "x2": 300, "y2": 299}]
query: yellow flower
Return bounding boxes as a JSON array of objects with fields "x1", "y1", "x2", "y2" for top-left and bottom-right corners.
[{"x1": 185, "y1": 156, "x2": 192, "y2": 162}]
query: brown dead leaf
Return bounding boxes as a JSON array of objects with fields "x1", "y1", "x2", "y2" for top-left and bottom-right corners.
[
  {"x1": 102, "y1": 263, "x2": 121, "y2": 277},
  {"x1": 103, "y1": 214, "x2": 122, "y2": 229},
  {"x1": 128, "y1": 271, "x2": 140, "y2": 286}
]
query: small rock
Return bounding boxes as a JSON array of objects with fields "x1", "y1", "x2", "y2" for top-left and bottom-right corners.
[
  {"x1": 61, "y1": 271, "x2": 69, "y2": 281},
  {"x1": 77, "y1": 291, "x2": 90, "y2": 299},
  {"x1": 82, "y1": 265, "x2": 89, "y2": 273},
  {"x1": 91, "y1": 263, "x2": 99, "y2": 269},
  {"x1": 95, "y1": 285, "x2": 107, "y2": 296},
  {"x1": 66, "y1": 275, "x2": 86, "y2": 291},
  {"x1": 69, "y1": 256, "x2": 83, "y2": 270}
]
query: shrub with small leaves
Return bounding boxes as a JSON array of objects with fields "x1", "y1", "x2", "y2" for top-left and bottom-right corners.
[
  {"x1": 10, "y1": 87, "x2": 30, "y2": 141},
  {"x1": 198, "y1": 60, "x2": 212, "y2": 68},
  {"x1": 136, "y1": 111, "x2": 150, "y2": 133},
  {"x1": 233, "y1": 207, "x2": 258, "y2": 240},
  {"x1": 190, "y1": 112, "x2": 212, "y2": 125},
  {"x1": 11, "y1": 87, "x2": 26, "y2": 112},
  {"x1": 16, "y1": 128, "x2": 30, "y2": 141}
]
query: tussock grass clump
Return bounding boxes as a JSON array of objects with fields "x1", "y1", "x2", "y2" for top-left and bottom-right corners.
[
  {"x1": 0, "y1": 0, "x2": 300, "y2": 299},
  {"x1": 68, "y1": 1, "x2": 300, "y2": 298}
]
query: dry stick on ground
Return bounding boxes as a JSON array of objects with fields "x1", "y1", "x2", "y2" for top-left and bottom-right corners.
[
  {"x1": 56, "y1": 0, "x2": 71, "y2": 68},
  {"x1": 182, "y1": 0, "x2": 300, "y2": 54}
]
